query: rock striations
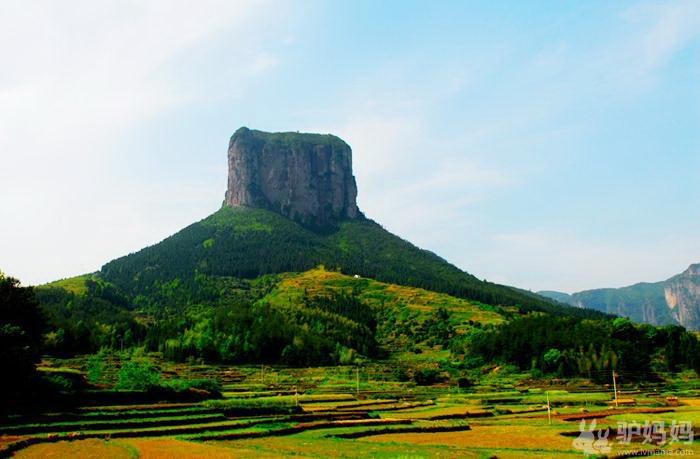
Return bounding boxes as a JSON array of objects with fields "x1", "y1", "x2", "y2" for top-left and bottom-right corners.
[
  {"x1": 664, "y1": 263, "x2": 700, "y2": 330},
  {"x1": 225, "y1": 127, "x2": 360, "y2": 229}
]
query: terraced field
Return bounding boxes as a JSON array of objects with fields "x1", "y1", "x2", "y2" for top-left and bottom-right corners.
[{"x1": 2, "y1": 362, "x2": 699, "y2": 458}]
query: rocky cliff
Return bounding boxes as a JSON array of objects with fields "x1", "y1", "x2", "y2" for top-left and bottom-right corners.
[
  {"x1": 664, "y1": 264, "x2": 700, "y2": 330},
  {"x1": 225, "y1": 127, "x2": 360, "y2": 229},
  {"x1": 539, "y1": 263, "x2": 700, "y2": 331}
]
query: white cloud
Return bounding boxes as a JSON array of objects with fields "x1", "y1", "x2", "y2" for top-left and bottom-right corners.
[
  {"x1": 573, "y1": 0, "x2": 700, "y2": 94},
  {"x1": 0, "y1": 0, "x2": 285, "y2": 285},
  {"x1": 624, "y1": 0, "x2": 700, "y2": 74}
]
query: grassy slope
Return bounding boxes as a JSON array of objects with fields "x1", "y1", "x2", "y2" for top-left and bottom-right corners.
[
  {"x1": 263, "y1": 267, "x2": 505, "y2": 331},
  {"x1": 41, "y1": 274, "x2": 95, "y2": 295}
]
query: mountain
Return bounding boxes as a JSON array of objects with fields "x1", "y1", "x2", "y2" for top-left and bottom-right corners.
[
  {"x1": 539, "y1": 263, "x2": 700, "y2": 330},
  {"x1": 35, "y1": 127, "x2": 700, "y2": 375},
  {"x1": 536, "y1": 290, "x2": 574, "y2": 305},
  {"x1": 102, "y1": 200, "x2": 579, "y2": 317},
  {"x1": 100, "y1": 128, "x2": 594, "y2": 318}
]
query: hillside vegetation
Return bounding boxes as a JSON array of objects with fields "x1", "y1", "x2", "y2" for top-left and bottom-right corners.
[
  {"x1": 101, "y1": 206, "x2": 599, "y2": 318},
  {"x1": 32, "y1": 266, "x2": 700, "y2": 380},
  {"x1": 35, "y1": 267, "x2": 503, "y2": 366},
  {"x1": 25, "y1": 206, "x2": 699, "y2": 380}
]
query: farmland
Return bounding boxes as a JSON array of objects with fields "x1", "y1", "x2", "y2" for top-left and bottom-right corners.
[
  {"x1": 4, "y1": 267, "x2": 700, "y2": 457},
  {"x1": 1, "y1": 356, "x2": 698, "y2": 458}
]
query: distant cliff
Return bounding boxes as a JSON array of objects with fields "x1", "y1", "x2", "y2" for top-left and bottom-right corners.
[
  {"x1": 539, "y1": 263, "x2": 700, "y2": 330},
  {"x1": 664, "y1": 264, "x2": 700, "y2": 330},
  {"x1": 225, "y1": 127, "x2": 360, "y2": 229}
]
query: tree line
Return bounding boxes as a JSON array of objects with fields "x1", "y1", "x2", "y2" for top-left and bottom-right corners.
[{"x1": 460, "y1": 314, "x2": 700, "y2": 381}]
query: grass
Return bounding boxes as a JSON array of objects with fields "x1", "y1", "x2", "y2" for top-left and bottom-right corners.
[
  {"x1": 78, "y1": 406, "x2": 215, "y2": 418},
  {"x1": 33, "y1": 418, "x2": 280, "y2": 439},
  {"x1": 79, "y1": 403, "x2": 199, "y2": 412},
  {"x1": 40, "y1": 274, "x2": 94, "y2": 295},
  {"x1": 180, "y1": 422, "x2": 299, "y2": 441},
  {"x1": 36, "y1": 366, "x2": 83, "y2": 375},
  {"x1": 1, "y1": 407, "x2": 220, "y2": 427},
  {"x1": 378, "y1": 404, "x2": 483, "y2": 419},
  {"x1": 264, "y1": 267, "x2": 505, "y2": 329},
  {"x1": 204, "y1": 396, "x2": 299, "y2": 411},
  {"x1": 364, "y1": 424, "x2": 578, "y2": 453},
  {"x1": 13, "y1": 439, "x2": 137, "y2": 459},
  {"x1": 3, "y1": 413, "x2": 226, "y2": 435}
]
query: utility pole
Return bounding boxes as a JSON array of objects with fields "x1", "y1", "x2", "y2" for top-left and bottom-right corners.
[
  {"x1": 294, "y1": 385, "x2": 299, "y2": 407},
  {"x1": 546, "y1": 391, "x2": 552, "y2": 425},
  {"x1": 612, "y1": 370, "x2": 619, "y2": 408},
  {"x1": 355, "y1": 366, "x2": 360, "y2": 397}
]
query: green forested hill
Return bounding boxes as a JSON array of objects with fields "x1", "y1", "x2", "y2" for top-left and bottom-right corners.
[
  {"x1": 100, "y1": 206, "x2": 599, "y2": 318},
  {"x1": 31, "y1": 214, "x2": 698, "y2": 374}
]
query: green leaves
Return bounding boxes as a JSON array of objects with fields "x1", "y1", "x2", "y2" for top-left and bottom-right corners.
[{"x1": 116, "y1": 359, "x2": 162, "y2": 391}]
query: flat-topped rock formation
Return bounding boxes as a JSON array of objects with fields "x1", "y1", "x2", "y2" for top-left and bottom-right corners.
[{"x1": 225, "y1": 127, "x2": 360, "y2": 229}]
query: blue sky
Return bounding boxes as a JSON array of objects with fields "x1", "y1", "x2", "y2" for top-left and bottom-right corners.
[{"x1": 1, "y1": 0, "x2": 699, "y2": 292}]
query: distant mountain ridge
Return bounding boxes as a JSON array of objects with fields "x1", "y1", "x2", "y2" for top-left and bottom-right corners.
[{"x1": 539, "y1": 263, "x2": 700, "y2": 330}]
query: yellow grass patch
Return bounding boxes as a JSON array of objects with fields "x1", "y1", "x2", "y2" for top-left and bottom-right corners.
[
  {"x1": 227, "y1": 435, "x2": 482, "y2": 458},
  {"x1": 41, "y1": 275, "x2": 92, "y2": 295},
  {"x1": 364, "y1": 424, "x2": 576, "y2": 452},
  {"x1": 0, "y1": 436, "x2": 27, "y2": 453},
  {"x1": 119, "y1": 438, "x2": 260, "y2": 459},
  {"x1": 270, "y1": 267, "x2": 504, "y2": 326},
  {"x1": 384, "y1": 405, "x2": 482, "y2": 419},
  {"x1": 15, "y1": 439, "x2": 134, "y2": 459}
]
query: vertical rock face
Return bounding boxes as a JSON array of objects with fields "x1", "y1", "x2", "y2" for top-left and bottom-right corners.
[
  {"x1": 664, "y1": 263, "x2": 700, "y2": 330},
  {"x1": 225, "y1": 127, "x2": 360, "y2": 228}
]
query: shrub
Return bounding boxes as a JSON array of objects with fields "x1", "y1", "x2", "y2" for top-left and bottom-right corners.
[
  {"x1": 205, "y1": 396, "x2": 299, "y2": 412},
  {"x1": 162, "y1": 377, "x2": 222, "y2": 395},
  {"x1": 44, "y1": 374, "x2": 75, "y2": 392},
  {"x1": 116, "y1": 359, "x2": 161, "y2": 391},
  {"x1": 542, "y1": 348, "x2": 563, "y2": 374},
  {"x1": 392, "y1": 366, "x2": 410, "y2": 382},
  {"x1": 87, "y1": 352, "x2": 108, "y2": 384},
  {"x1": 457, "y1": 376, "x2": 474, "y2": 389},
  {"x1": 413, "y1": 368, "x2": 444, "y2": 386},
  {"x1": 186, "y1": 378, "x2": 222, "y2": 393}
]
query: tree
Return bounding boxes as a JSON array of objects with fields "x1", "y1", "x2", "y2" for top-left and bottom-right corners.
[
  {"x1": 116, "y1": 359, "x2": 162, "y2": 391},
  {"x1": 0, "y1": 272, "x2": 45, "y2": 403},
  {"x1": 543, "y1": 348, "x2": 563, "y2": 374}
]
